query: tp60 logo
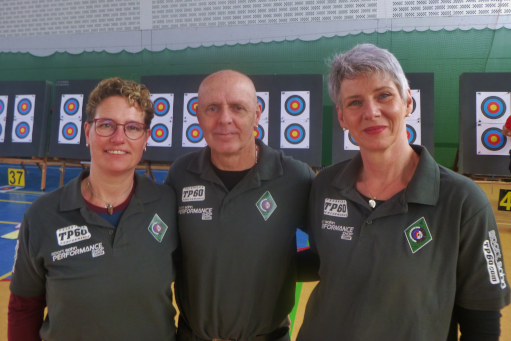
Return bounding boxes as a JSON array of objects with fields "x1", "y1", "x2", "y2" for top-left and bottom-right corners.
[
  {"x1": 324, "y1": 198, "x2": 348, "y2": 218},
  {"x1": 182, "y1": 185, "x2": 205, "y2": 202},
  {"x1": 56, "y1": 225, "x2": 92, "y2": 246}
]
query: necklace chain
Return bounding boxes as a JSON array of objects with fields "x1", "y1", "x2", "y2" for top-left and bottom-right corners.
[
  {"x1": 255, "y1": 144, "x2": 258, "y2": 164},
  {"x1": 363, "y1": 168, "x2": 403, "y2": 208},
  {"x1": 87, "y1": 181, "x2": 133, "y2": 215}
]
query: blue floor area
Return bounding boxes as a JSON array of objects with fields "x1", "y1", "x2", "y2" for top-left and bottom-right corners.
[{"x1": 0, "y1": 163, "x2": 309, "y2": 280}]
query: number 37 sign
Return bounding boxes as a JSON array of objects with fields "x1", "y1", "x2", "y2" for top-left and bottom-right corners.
[{"x1": 8, "y1": 168, "x2": 25, "y2": 187}]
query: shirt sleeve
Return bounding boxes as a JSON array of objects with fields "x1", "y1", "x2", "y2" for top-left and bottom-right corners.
[
  {"x1": 8, "y1": 293, "x2": 46, "y2": 341},
  {"x1": 456, "y1": 305, "x2": 501, "y2": 341},
  {"x1": 9, "y1": 216, "x2": 46, "y2": 298},
  {"x1": 455, "y1": 202, "x2": 510, "y2": 310}
]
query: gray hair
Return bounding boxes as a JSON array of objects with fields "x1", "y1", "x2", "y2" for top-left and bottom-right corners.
[{"x1": 328, "y1": 44, "x2": 409, "y2": 106}]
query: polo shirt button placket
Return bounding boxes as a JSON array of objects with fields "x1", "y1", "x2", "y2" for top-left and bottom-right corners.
[
  {"x1": 108, "y1": 230, "x2": 114, "y2": 235},
  {"x1": 366, "y1": 220, "x2": 372, "y2": 225}
]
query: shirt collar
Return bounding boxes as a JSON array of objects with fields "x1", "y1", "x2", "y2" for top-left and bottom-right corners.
[
  {"x1": 331, "y1": 145, "x2": 439, "y2": 206},
  {"x1": 186, "y1": 139, "x2": 283, "y2": 182},
  {"x1": 59, "y1": 170, "x2": 159, "y2": 212}
]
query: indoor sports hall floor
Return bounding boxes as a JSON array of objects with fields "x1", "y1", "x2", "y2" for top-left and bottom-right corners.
[{"x1": 0, "y1": 164, "x2": 509, "y2": 340}]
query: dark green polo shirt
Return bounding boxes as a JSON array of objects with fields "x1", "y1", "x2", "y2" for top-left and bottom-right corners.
[
  {"x1": 165, "y1": 140, "x2": 314, "y2": 341},
  {"x1": 297, "y1": 145, "x2": 510, "y2": 341},
  {"x1": 10, "y1": 171, "x2": 178, "y2": 341}
]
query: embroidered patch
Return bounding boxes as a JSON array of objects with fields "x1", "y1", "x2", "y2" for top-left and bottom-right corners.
[
  {"x1": 404, "y1": 217, "x2": 432, "y2": 253},
  {"x1": 256, "y1": 191, "x2": 277, "y2": 221},
  {"x1": 182, "y1": 186, "x2": 205, "y2": 202},
  {"x1": 148, "y1": 214, "x2": 169, "y2": 242},
  {"x1": 56, "y1": 225, "x2": 91, "y2": 246},
  {"x1": 323, "y1": 198, "x2": 348, "y2": 218}
]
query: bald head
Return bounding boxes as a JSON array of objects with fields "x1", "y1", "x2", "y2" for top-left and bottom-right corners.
[
  {"x1": 195, "y1": 70, "x2": 262, "y2": 169},
  {"x1": 198, "y1": 70, "x2": 257, "y2": 106}
]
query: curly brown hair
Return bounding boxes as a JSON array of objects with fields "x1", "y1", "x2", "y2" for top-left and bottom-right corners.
[{"x1": 86, "y1": 77, "x2": 154, "y2": 126}]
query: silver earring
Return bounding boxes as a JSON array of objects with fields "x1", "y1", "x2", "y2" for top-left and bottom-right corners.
[
  {"x1": 342, "y1": 128, "x2": 348, "y2": 131},
  {"x1": 86, "y1": 143, "x2": 89, "y2": 147},
  {"x1": 406, "y1": 113, "x2": 411, "y2": 117},
  {"x1": 144, "y1": 147, "x2": 147, "y2": 152}
]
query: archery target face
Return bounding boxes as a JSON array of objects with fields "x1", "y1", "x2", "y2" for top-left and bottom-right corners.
[
  {"x1": 406, "y1": 120, "x2": 421, "y2": 145},
  {"x1": 281, "y1": 91, "x2": 310, "y2": 120},
  {"x1": 280, "y1": 119, "x2": 309, "y2": 149},
  {"x1": 0, "y1": 95, "x2": 7, "y2": 143},
  {"x1": 476, "y1": 92, "x2": 510, "y2": 124},
  {"x1": 182, "y1": 93, "x2": 206, "y2": 147},
  {"x1": 257, "y1": 92, "x2": 269, "y2": 121},
  {"x1": 148, "y1": 94, "x2": 174, "y2": 147},
  {"x1": 60, "y1": 94, "x2": 84, "y2": 118},
  {"x1": 185, "y1": 94, "x2": 199, "y2": 117},
  {"x1": 58, "y1": 94, "x2": 83, "y2": 145},
  {"x1": 476, "y1": 123, "x2": 511, "y2": 155},
  {"x1": 344, "y1": 129, "x2": 360, "y2": 150},
  {"x1": 407, "y1": 89, "x2": 421, "y2": 121},
  {"x1": 254, "y1": 121, "x2": 269, "y2": 145},
  {"x1": 12, "y1": 95, "x2": 35, "y2": 143}
]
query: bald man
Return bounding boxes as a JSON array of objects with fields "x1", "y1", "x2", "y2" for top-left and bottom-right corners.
[{"x1": 165, "y1": 70, "x2": 315, "y2": 341}]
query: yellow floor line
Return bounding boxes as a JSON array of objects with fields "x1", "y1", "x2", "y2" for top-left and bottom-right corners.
[
  {"x1": 1, "y1": 230, "x2": 19, "y2": 239},
  {"x1": 11, "y1": 190, "x2": 44, "y2": 195},
  {"x1": 0, "y1": 272, "x2": 12, "y2": 280},
  {"x1": 0, "y1": 199, "x2": 31, "y2": 204},
  {"x1": 291, "y1": 281, "x2": 318, "y2": 341},
  {"x1": 0, "y1": 221, "x2": 20, "y2": 225}
]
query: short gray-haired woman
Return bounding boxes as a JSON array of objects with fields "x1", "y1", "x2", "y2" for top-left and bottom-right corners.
[{"x1": 298, "y1": 44, "x2": 509, "y2": 340}]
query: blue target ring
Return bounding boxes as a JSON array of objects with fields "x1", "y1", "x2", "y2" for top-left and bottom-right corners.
[
  {"x1": 62, "y1": 122, "x2": 78, "y2": 140},
  {"x1": 17, "y1": 99, "x2": 32, "y2": 115},
  {"x1": 152, "y1": 222, "x2": 163, "y2": 235},
  {"x1": 285, "y1": 95, "x2": 306, "y2": 116},
  {"x1": 153, "y1": 98, "x2": 170, "y2": 116},
  {"x1": 481, "y1": 96, "x2": 506, "y2": 120},
  {"x1": 284, "y1": 123, "x2": 306, "y2": 144},
  {"x1": 0, "y1": 124, "x2": 2, "y2": 137},
  {"x1": 348, "y1": 132, "x2": 358, "y2": 146},
  {"x1": 187, "y1": 97, "x2": 199, "y2": 116},
  {"x1": 63, "y1": 98, "x2": 80, "y2": 115},
  {"x1": 406, "y1": 125, "x2": 417, "y2": 144},
  {"x1": 151, "y1": 124, "x2": 169, "y2": 143},
  {"x1": 254, "y1": 125, "x2": 265, "y2": 140},
  {"x1": 186, "y1": 124, "x2": 203, "y2": 143},
  {"x1": 0, "y1": 99, "x2": 5, "y2": 115},
  {"x1": 257, "y1": 96, "x2": 266, "y2": 113},
  {"x1": 15, "y1": 122, "x2": 30, "y2": 139},
  {"x1": 409, "y1": 227, "x2": 426, "y2": 243},
  {"x1": 482, "y1": 128, "x2": 506, "y2": 151}
]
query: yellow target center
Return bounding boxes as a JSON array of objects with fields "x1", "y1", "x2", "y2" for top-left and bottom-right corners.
[
  {"x1": 67, "y1": 128, "x2": 73, "y2": 134},
  {"x1": 192, "y1": 130, "x2": 198, "y2": 137},
  {"x1": 292, "y1": 103, "x2": 299, "y2": 109},
  {"x1": 158, "y1": 104, "x2": 163, "y2": 110},
  {"x1": 292, "y1": 131, "x2": 298, "y2": 137},
  {"x1": 253, "y1": 130, "x2": 257, "y2": 137},
  {"x1": 22, "y1": 104, "x2": 27, "y2": 110},
  {"x1": 156, "y1": 130, "x2": 163, "y2": 137},
  {"x1": 490, "y1": 104, "x2": 498, "y2": 111},
  {"x1": 20, "y1": 127, "x2": 26, "y2": 133},
  {"x1": 69, "y1": 104, "x2": 74, "y2": 110},
  {"x1": 193, "y1": 103, "x2": 198, "y2": 111},
  {"x1": 491, "y1": 136, "x2": 498, "y2": 143}
]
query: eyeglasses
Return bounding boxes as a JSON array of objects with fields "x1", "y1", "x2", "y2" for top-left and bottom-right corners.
[{"x1": 93, "y1": 118, "x2": 148, "y2": 140}]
